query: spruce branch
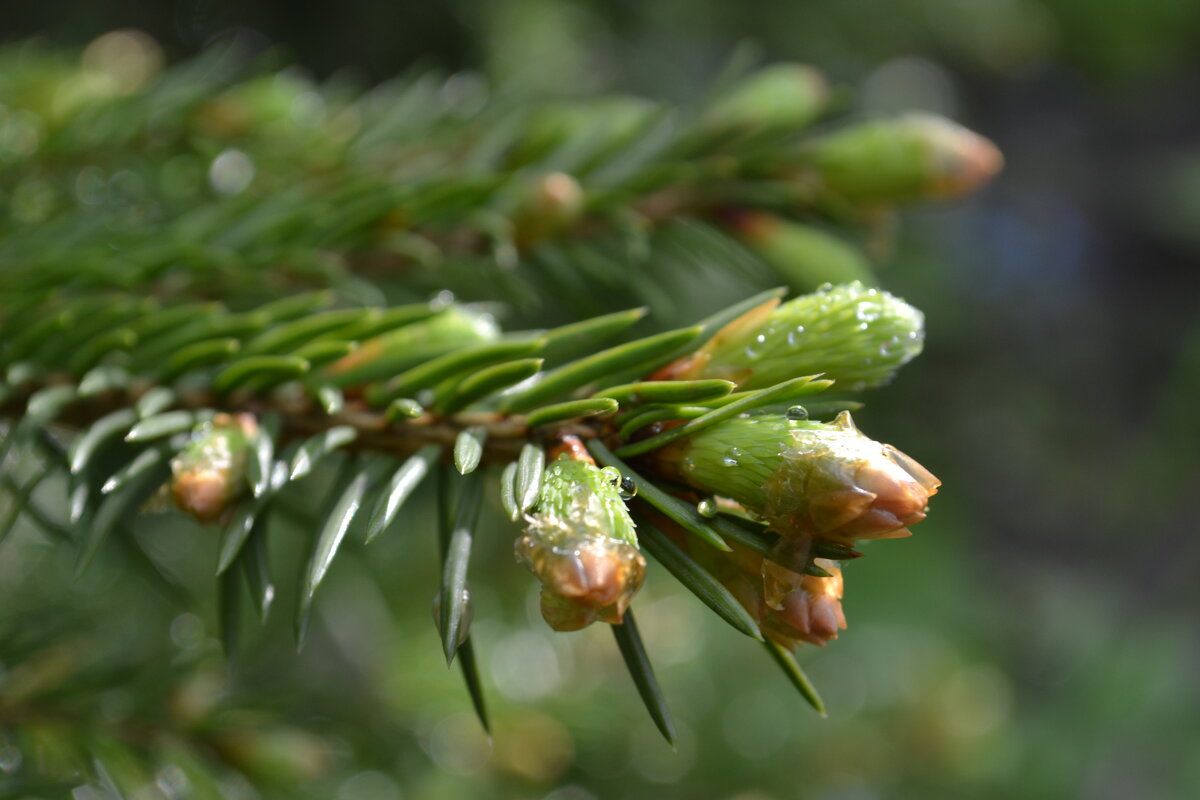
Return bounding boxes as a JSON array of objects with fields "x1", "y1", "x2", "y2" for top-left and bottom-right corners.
[{"x1": 0, "y1": 31, "x2": 1004, "y2": 780}]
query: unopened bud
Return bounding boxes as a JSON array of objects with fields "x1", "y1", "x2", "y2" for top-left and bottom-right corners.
[
  {"x1": 803, "y1": 112, "x2": 1003, "y2": 203},
  {"x1": 170, "y1": 413, "x2": 257, "y2": 524},
  {"x1": 687, "y1": 531, "x2": 848, "y2": 648},
  {"x1": 703, "y1": 64, "x2": 830, "y2": 132},
  {"x1": 513, "y1": 172, "x2": 586, "y2": 248},
  {"x1": 660, "y1": 280, "x2": 924, "y2": 391},
  {"x1": 762, "y1": 558, "x2": 847, "y2": 647},
  {"x1": 652, "y1": 411, "x2": 938, "y2": 543},
  {"x1": 516, "y1": 458, "x2": 645, "y2": 631}
]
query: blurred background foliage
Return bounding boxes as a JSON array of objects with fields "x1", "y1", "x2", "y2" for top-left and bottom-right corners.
[{"x1": 2, "y1": 1, "x2": 1199, "y2": 798}]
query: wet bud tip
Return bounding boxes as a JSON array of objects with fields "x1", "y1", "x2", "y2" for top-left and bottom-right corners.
[
  {"x1": 516, "y1": 457, "x2": 645, "y2": 632},
  {"x1": 170, "y1": 413, "x2": 256, "y2": 524}
]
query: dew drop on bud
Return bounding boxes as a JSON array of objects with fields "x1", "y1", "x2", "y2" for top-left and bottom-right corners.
[
  {"x1": 697, "y1": 498, "x2": 718, "y2": 518},
  {"x1": 855, "y1": 301, "x2": 881, "y2": 322},
  {"x1": 619, "y1": 476, "x2": 637, "y2": 499},
  {"x1": 786, "y1": 405, "x2": 809, "y2": 421}
]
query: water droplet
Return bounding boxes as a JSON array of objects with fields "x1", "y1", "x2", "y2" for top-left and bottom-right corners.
[
  {"x1": 744, "y1": 333, "x2": 768, "y2": 360},
  {"x1": 858, "y1": 322, "x2": 869, "y2": 331},
  {"x1": 817, "y1": 282, "x2": 834, "y2": 294},
  {"x1": 786, "y1": 405, "x2": 808, "y2": 421},
  {"x1": 855, "y1": 302, "x2": 881, "y2": 322},
  {"x1": 697, "y1": 498, "x2": 718, "y2": 518},
  {"x1": 721, "y1": 456, "x2": 739, "y2": 467},
  {"x1": 209, "y1": 148, "x2": 254, "y2": 195},
  {"x1": 619, "y1": 476, "x2": 637, "y2": 499}
]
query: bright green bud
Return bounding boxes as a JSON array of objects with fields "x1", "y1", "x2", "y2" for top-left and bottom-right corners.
[
  {"x1": 665, "y1": 281, "x2": 923, "y2": 392},
  {"x1": 170, "y1": 413, "x2": 256, "y2": 524},
  {"x1": 515, "y1": 456, "x2": 645, "y2": 631},
  {"x1": 804, "y1": 113, "x2": 1003, "y2": 203},
  {"x1": 703, "y1": 64, "x2": 830, "y2": 132},
  {"x1": 324, "y1": 305, "x2": 498, "y2": 386},
  {"x1": 651, "y1": 411, "x2": 939, "y2": 543}
]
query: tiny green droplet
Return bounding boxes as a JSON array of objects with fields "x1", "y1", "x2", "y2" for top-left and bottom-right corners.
[
  {"x1": 619, "y1": 476, "x2": 638, "y2": 500},
  {"x1": 786, "y1": 405, "x2": 809, "y2": 421}
]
